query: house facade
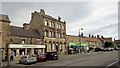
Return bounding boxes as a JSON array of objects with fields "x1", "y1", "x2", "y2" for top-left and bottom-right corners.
[
  {"x1": 85, "y1": 37, "x2": 103, "y2": 50},
  {"x1": 0, "y1": 14, "x2": 45, "y2": 61},
  {"x1": 0, "y1": 14, "x2": 11, "y2": 61},
  {"x1": 114, "y1": 39, "x2": 120, "y2": 47},
  {"x1": 66, "y1": 35, "x2": 103, "y2": 52},
  {"x1": 29, "y1": 9, "x2": 66, "y2": 54}
]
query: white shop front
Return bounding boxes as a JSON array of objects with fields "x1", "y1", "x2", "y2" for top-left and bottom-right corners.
[{"x1": 9, "y1": 44, "x2": 46, "y2": 56}]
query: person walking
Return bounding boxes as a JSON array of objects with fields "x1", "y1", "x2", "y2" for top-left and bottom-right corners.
[{"x1": 10, "y1": 50, "x2": 14, "y2": 61}]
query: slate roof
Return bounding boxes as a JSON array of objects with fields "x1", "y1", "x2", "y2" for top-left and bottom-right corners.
[
  {"x1": 85, "y1": 37, "x2": 102, "y2": 42},
  {"x1": 10, "y1": 26, "x2": 41, "y2": 38},
  {"x1": 36, "y1": 12, "x2": 64, "y2": 22},
  {"x1": 0, "y1": 14, "x2": 11, "y2": 23},
  {"x1": 44, "y1": 15, "x2": 58, "y2": 21}
]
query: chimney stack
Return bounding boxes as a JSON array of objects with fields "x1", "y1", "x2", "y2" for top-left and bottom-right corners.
[
  {"x1": 89, "y1": 34, "x2": 91, "y2": 37},
  {"x1": 40, "y1": 9, "x2": 45, "y2": 15},
  {"x1": 58, "y1": 16, "x2": 61, "y2": 21},
  {"x1": 23, "y1": 23, "x2": 29, "y2": 29},
  {"x1": 97, "y1": 35, "x2": 100, "y2": 38}
]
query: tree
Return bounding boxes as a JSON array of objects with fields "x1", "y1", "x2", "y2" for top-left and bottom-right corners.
[{"x1": 104, "y1": 42, "x2": 115, "y2": 48}]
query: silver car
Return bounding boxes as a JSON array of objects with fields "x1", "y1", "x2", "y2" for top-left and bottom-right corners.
[{"x1": 19, "y1": 55, "x2": 37, "y2": 64}]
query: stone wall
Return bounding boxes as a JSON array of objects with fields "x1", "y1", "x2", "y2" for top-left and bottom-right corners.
[{"x1": 1, "y1": 21, "x2": 10, "y2": 61}]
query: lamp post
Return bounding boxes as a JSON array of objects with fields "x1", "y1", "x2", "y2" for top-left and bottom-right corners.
[
  {"x1": 78, "y1": 28, "x2": 81, "y2": 53},
  {"x1": 79, "y1": 28, "x2": 83, "y2": 53},
  {"x1": 7, "y1": 44, "x2": 10, "y2": 66}
]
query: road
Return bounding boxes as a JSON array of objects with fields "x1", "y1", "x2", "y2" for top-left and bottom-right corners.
[{"x1": 2, "y1": 50, "x2": 119, "y2": 68}]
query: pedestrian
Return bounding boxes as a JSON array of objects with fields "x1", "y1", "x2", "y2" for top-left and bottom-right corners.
[{"x1": 10, "y1": 50, "x2": 14, "y2": 61}]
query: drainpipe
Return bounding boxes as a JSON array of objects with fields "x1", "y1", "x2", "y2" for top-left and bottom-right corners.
[{"x1": 7, "y1": 44, "x2": 10, "y2": 66}]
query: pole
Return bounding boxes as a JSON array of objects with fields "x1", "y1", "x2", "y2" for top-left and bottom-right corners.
[
  {"x1": 0, "y1": 50, "x2": 1, "y2": 67},
  {"x1": 7, "y1": 44, "x2": 10, "y2": 66},
  {"x1": 79, "y1": 28, "x2": 81, "y2": 53}
]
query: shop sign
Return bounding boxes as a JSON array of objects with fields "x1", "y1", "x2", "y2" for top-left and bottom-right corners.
[{"x1": 9, "y1": 44, "x2": 45, "y2": 48}]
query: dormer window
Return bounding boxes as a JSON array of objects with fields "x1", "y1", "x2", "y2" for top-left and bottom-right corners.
[{"x1": 21, "y1": 38, "x2": 26, "y2": 44}]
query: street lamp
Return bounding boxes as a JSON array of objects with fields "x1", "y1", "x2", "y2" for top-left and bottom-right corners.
[
  {"x1": 78, "y1": 28, "x2": 81, "y2": 53},
  {"x1": 79, "y1": 28, "x2": 83, "y2": 53}
]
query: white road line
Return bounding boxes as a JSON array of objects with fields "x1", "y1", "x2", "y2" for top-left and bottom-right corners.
[{"x1": 105, "y1": 59, "x2": 119, "y2": 68}]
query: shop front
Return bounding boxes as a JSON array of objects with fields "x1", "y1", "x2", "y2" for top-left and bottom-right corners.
[
  {"x1": 68, "y1": 42, "x2": 88, "y2": 54},
  {"x1": 9, "y1": 44, "x2": 45, "y2": 57},
  {"x1": 80, "y1": 43, "x2": 89, "y2": 53}
]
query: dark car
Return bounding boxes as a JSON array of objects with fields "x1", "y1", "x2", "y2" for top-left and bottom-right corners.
[
  {"x1": 95, "y1": 48, "x2": 104, "y2": 52},
  {"x1": 45, "y1": 52, "x2": 58, "y2": 60},
  {"x1": 68, "y1": 48, "x2": 76, "y2": 54},
  {"x1": 37, "y1": 54, "x2": 46, "y2": 62}
]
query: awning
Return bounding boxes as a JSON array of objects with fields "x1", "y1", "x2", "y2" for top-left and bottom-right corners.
[
  {"x1": 69, "y1": 42, "x2": 88, "y2": 47},
  {"x1": 76, "y1": 43, "x2": 88, "y2": 47},
  {"x1": 80, "y1": 43, "x2": 88, "y2": 46},
  {"x1": 69, "y1": 42, "x2": 77, "y2": 46}
]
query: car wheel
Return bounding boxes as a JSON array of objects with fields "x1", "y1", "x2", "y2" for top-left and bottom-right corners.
[
  {"x1": 56, "y1": 58, "x2": 58, "y2": 60},
  {"x1": 24, "y1": 61, "x2": 27, "y2": 65},
  {"x1": 19, "y1": 60, "x2": 21, "y2": 64}
]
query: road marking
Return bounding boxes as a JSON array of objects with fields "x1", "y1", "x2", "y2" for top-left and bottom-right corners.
[{"x1": 105, "y1": 59, "x2": 119, "y2": 68}]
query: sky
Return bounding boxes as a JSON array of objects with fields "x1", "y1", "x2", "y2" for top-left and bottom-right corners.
[{"x1": 1, "y1": 0, "x2": 119, "y2": 40}]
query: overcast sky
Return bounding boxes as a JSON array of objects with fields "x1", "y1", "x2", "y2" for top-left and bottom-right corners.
[{"x1": 1, "y1": 1, "x2": 119, "y2": 40}]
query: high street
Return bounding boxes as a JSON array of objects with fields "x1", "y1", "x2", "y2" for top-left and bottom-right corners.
[{"x1": 6, "y1": 51, "x2": 119, "y2": 67}]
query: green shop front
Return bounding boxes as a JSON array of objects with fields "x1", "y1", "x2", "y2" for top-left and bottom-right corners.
[{"x1": 68, "y1": 42, "x2": 88, "y2": 54}]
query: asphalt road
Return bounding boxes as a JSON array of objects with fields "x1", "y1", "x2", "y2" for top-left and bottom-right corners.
[{"x1": 4, "y1": 50, "x2": 119, "y2": 68}]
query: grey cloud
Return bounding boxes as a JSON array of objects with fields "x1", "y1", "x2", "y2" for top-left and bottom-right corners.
[{"x1": 2, "y1": 2, "x2": 118, "y2": 39}]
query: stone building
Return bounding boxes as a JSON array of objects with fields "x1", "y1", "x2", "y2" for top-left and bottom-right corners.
[
  {"x1": 66, "y1": 35, "x2": 88, "y2": 53},
  {"x1": 66, "y1": 35, "x2": 103, "y2": 52},
  {"x1": 114, "y1": 39, "x2": 120, "y2": 47},
  {"x1": 0, "y1": 14, "x2": 45, "y2": 61},
  {"x1": 103, "y1": 37, "x2": 113, "y2": 42},
  {"x1": 29, "y1": 9, "x2": 66, "y2": 54},
  {"x1": 85, "y1": 37, "x2": 102, "y2": 49},
  {"x1": 0, "y1": 14, "x2": 11, "y2": 61}
]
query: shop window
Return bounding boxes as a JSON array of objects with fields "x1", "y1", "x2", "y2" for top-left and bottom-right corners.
[
  {"x1": 52, "y1": 43, "x2": 56, "y2": 50},
  {"x1": 48, "y1": 43, "x2": 52, "y2": 50}
]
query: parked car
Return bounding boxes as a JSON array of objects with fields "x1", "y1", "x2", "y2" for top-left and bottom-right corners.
[
  {"x1": 95, "y1": 48, "x2": 104, "y2": 52},
  {"x1": 19, "y1": 55, "x2": 37, "y2": 64},
  {"x1": 37, "y1": 54, "x2": 46, "y2": 62},
  {"x1": 114, "y1": 47, "x2": 120, "y2": 50},
  {"x1": 103, "y1": 47, "x2": 114, "y2": 51},
  {"x1": 68, "y1": 48, "x2": 76, "y2": 54},
  {"x1": 45, "y1": 52, "x2": 58, "y2": 60}
]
